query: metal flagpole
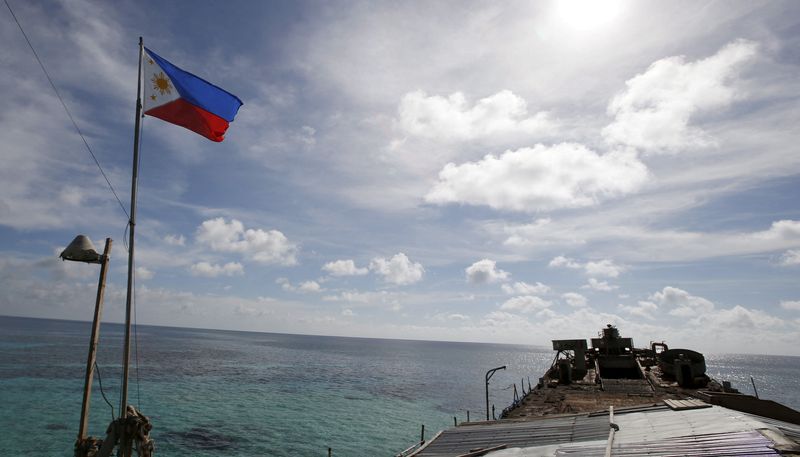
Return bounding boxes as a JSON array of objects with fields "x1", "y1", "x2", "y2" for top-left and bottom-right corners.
[{"x1": 121, "y1": 36, "x2": 144, "y2": 423}]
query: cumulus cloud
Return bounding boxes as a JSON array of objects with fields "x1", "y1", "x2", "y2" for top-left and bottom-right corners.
[
  {"x1": 500, "y1": 296, "x2": 552, "y2": 313},
  {"x1": 196, "y1": 218, "x2": 298, "y2": 265},
  {"x1": 562, "y1": 292, "x2": 587, "y2": 307},
  {"x1": 649, "y1": 286, "x2": 715, "y2": 317},
  {"x1": 426, "y1": 144, "x2": 648, "y2": 212},
  {"x1": 369, "y1": 253, "x2": 424, "y2": 285},
  {"x1": 502, "y1": 281, "x2": 550, "y2": 295},
  {"x1": 190, "y1": 261, "x2": 244, "y2": 277},
  {"x1": 398, "y1": 90, "x2": 555, "y2": 141},
  {"x1": 322, "y1": 290, "x2": 403, "y2": 311},
  {"x1": 582, "y1": 278, "x2": 618, "y2": 291},
  {"x1": 618, "y1": 301, "x2": 658, "y2": 320},
  {"x1": 431, "y1": 312, "x2": 471, "y2": 322},
  {"x1": 277, "y1": 278, "x2": 323, "y2": 293},
  {"x1": 550, "y1": 257, "x2": 624, "y2": 278},
  {"x1": 500, "y1": 295, "x2": 552, "y2": 313},
  {"x1": 135, "y1": 266, "x2": 154, "y2": 280},
  {"x1": 164, "y1": 234, "x2": 186, "y2": 246},
  {"x1": 780, "y1": 300, "x2": 800, "y2": 311},
  {"x1": 465, "y1": 259, "x2": 510, "y2": 284},
  {"x1": 779, "y1": 250, "x2": 800, "y2": 266},
  {"x1": 322, "y1": 259, "x2": 369, "y2": 276},
  {"x1": 697, "y1": 305, "x2": 784, "y2": 331},
  {"x1": 549, "y1": 256, "x2": 582, "y2": 270},
  {"x1": 603, "y1": 39, "x2": 758, "y2": 153},
  {"x1": 584, "y1": 259, "x2": 625, "y2": 278}
]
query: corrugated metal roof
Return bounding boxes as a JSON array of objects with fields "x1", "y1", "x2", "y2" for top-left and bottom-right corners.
[
  {"x1": 410, "y1": 405, "x2": 800, "y2": 457},
  {"x1": 552, "y1": 430, "x2": 778, "y2": 456},
  {"x1": 411, "y1": 415, "x2": 609, "y2": 457}
]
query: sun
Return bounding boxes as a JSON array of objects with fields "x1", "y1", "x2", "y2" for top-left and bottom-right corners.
[
  {"x1": 555, "y1": 0, "x2": 623, "y2": 31},
  {"x1": 151, "y1": 72, "x2": 172, "y2": 95}
]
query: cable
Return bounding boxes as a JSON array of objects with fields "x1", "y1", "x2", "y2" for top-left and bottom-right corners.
[
  {"x1": 94, "y1": 361, "x2": 116, "y2": 421},
  {"x1": 4, "y1": 0, "x2": 130, "y2": 220}
]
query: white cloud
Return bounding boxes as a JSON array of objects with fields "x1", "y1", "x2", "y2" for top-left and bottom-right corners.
[
  {"x1": 426, "y1": 144, "x2": 648, "y2": 212},
  {"x1": 584, "y1": 259, "x2": 625, "y2": 278},
  {"x1": 550, "y1": 256, "x2": 624, "y2": 278},
  {"x1": 618, "y1": 301, "x2": 658, "y2": 320},
  {"x1": 322, "y1": 290, "x2": 371, "y2": 303},
  {"x1": 548, "y1": 256, "x2": 582, "y2": 269},
  {"x1": 582, "y1": 278, "x2": 618, "y2": 291},
  {"x1": 398, "y1": 90, "x2": 555, "y2": 141},
  {"x1": 780, "y1": 300, "x2": 800, "y2": 311},
  {"x1": 276, "y1": 278, "x2": 323, "y2": 293},
  {"x1": 500, "y1": 296, "x2": 552, "y2": 313},
  {"x1": 196, "y1": 218, "x2": 298, "y2": 266},
  {"x1": 322, "y1": 290, "x2": 403, "y2": 311},
  {"x1": 779, "y1": 250, "x2": 800, "y2": 266},
  {"x1": 697, "y1": 305, "x2": 784, "y2": 331},
  {"x1": 431, "y1": 312, "x2": 471, "y2": 322},
  {"x1": 298, "y1": 281, "x2": 322, "y2": 293},
  {"x1": 190, "y1": 261, "x2": 244, "y2": 277},
  {"x1": 135, "y1": 266, "x2": 154, "y2": 280},
  {"x1": 369, "y1": 253, "x2": 424, "y2": 285},
  {"x1": 562, "y1": 292, "x2": 587, "y2": 307},
  {"x1": 234, "y1": 304, "x2": 272, "y2": 318},
  {"x1": 502, "y1": 281, "x2": 550, "y2": 295},
  {"x1": 341, "y1": 308, "x2": 355, "y2": 317},
  {"x1": 649, "y1": 286, "x2": 715, "y2": 317},
  {"x1": 465, "y1": 259, "x2": 510, "y2": 284},
  {"x1": 322, "y1": 259, "x2": 369, "y2": 276},
  {"x1": 503, "y1": 219, "x2": 800, "y2": 263},
  {"x1": 164, "y1": 234, "x2": 186, "y2": 246},
  {"x1": 603, "y1": 39, "x2": 758, "y2": 153}
]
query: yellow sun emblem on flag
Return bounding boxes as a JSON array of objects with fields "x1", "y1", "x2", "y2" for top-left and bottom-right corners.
[{"x1": 151, "y1": 72, "x2": 172, "y2": 96}]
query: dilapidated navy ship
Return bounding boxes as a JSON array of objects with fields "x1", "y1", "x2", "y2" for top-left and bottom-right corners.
[{"x1": 400, "y1": 325, "x2": 800, "y2": 456}]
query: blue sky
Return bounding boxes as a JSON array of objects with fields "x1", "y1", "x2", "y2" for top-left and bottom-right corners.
[{"x1": 1, "y1": 0, "x2": 799, "y2": 354}]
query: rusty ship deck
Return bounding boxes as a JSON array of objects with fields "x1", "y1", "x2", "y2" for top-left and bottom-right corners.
[{"x1": 399, "y1": 325, "x2": 800, "y2": 457}]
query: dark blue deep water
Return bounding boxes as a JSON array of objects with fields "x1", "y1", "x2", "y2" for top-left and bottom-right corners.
[{"x1": 1, "y1": 316, "x2": 798, "y2": 456}]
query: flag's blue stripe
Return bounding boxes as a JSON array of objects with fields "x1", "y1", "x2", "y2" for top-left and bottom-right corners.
[{"x1": 145, "y1": 47, "x2": 243, "y2": 122}]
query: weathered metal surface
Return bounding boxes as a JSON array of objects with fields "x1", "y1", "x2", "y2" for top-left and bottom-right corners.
[
  {"x1": 663, "y1": 398, "x2": 711, "y2": 410},
  {"x1": 415, "y1": 405, "x2": 800, "y2": 457},
  {"x1": 403, "y1": 326, "x2": 800, "y2": 456},
  {"x1": 411, "y1": 415, "x2": 610, "y2": 456}
]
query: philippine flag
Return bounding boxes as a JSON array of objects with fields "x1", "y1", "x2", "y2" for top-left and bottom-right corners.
[{"x1": 143, "y1": 48, "x2": 243, "y2": 142}]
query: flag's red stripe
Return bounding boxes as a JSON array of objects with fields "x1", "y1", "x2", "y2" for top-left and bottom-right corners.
[{"x1": 145, "y1": 99, "x2": 230, "y2": 142}]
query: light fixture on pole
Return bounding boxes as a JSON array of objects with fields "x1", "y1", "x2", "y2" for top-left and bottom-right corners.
[
  {"x1": 485, "y1": 365, "x2": 506, "y2": 421},
  {"x1": 61, "y1": 235, "x2": 113, "y2": 448}
]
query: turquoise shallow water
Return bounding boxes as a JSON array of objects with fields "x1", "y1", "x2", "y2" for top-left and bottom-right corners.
[{"x1": 1, "y1": 316, "x2": 799, "y2": 456}]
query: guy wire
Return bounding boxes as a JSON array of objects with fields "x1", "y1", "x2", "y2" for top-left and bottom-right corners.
[{"x1": 4, "y1": 0, "x2": 130, "y2": 221}]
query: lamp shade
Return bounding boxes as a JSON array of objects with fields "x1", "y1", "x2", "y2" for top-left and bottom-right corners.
[{"x1": 60, "y1": 235, "x2": 102, "y2": 263}]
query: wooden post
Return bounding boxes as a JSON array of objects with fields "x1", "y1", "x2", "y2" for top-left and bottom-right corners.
[
  {"x1": 77, "y1": 238, "x2": 112, "y2": 441},
  {"x1": 420, "y1": 424, "x2": 425, "y2": 444},
  {"x1": 328, "y1": 447, "x2": 332, "y2": 457},
  {"x1": 467, "y1": 410, "x2": 470, "y2": 422},
  {"x1": 453, "y1": 416, "x2": 457, "y2": 427}
]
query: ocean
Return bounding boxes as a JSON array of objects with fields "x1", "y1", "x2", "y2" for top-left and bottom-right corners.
[{"x1": 1, "y1": 315, "x2": 798, "y2": 456}]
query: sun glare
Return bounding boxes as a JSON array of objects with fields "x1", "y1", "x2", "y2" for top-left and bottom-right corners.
[{"x1": 556, "y1": 0, "x2": 623, "y2": 31}]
